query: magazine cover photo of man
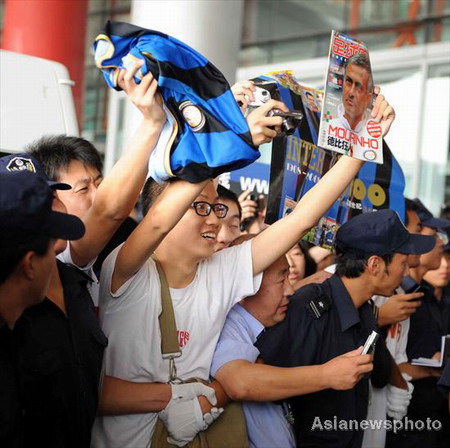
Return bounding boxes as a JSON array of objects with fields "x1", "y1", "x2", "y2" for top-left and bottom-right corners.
[{"x1": 340, "y1": 52, "x2": 374, "y2": 132}]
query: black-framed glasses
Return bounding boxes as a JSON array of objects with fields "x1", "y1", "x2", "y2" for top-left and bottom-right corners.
[{"x1": 191, "y1": 201, "x2": 229, "y2": 218}]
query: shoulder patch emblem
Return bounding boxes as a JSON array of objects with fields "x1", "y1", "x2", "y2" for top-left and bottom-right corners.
[
  {"x1": 308, "y1": 296, "x2": 331, "y2": 319},
  {"x1": 6, "y1": 157, "x2": 36, "y2": 173}
]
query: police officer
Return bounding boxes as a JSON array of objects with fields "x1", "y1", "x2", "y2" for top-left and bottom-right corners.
[
  {"x1": 0, "y1": 172, "x2": 84, "y2": 447},
  {"x1": 0, "y1": 154, "x2": 109, "y2": 448},
  {"x1": 256, "y1": 209, "x2": 435, "y2": 448},
  {"x1": 388, "y1": 199, "x2": 450, "y2": 448},
  {"x1": 437, "y1": 360, "x2": 450, "y2": 412}
]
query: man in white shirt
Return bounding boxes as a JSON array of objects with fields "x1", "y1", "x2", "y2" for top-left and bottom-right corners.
[{"x1": 93, "y1": 80, "x2": 395, "y2": 447}]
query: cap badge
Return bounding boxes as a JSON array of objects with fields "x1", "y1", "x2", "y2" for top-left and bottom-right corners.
[{"x1": 6, "y1": 157, "x2": 36, "y2": 173}]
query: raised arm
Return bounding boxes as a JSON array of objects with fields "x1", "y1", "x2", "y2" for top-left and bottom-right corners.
[
  {"x1": 111, "y1": 179, "x2": 209, "y2": 292},
  {"x1": 69, "y1": 61, "x2": 166, "y2": 267},
  {"x1": 251, "y1": 155, "x2": 363, "y2": 274},
  {"x1": 251, "y1": 87, "x2": 395, "y2": 275}
]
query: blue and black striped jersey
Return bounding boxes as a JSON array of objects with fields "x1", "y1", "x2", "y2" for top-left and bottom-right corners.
[{"x1": 94, "y1": 20, "x2": 258, "y2": 183}]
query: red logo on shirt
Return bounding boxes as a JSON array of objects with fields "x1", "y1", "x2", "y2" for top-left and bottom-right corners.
[
  {"x1": 177, "y1": 330, "x2": 190, "y2": 348},
  {"x1": 388, "y1": 323, "x2": 402, "y2": 341}
]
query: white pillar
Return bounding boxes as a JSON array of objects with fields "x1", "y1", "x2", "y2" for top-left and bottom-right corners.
[{"x1": 130, "y1": 0, "x2": 243, "y2": 83}]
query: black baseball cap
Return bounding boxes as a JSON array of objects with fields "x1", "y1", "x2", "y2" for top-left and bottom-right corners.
[
  {"x1": 0, "y1": 171, "x2": 85, "y2": 245},
  {"x1": 335, "y1": 209, "x2": 435, "y2": 259},
  {"x1": 413, "y1": 198, "x2": 450, "y2": 230},
  {"x1": 0, "y1": 153, "x2": 71, "y2": 190}
]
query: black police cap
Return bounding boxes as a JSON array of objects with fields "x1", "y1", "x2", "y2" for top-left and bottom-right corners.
[
  {"x1": 0, "y1": 171, "x2": 85, "y2": 245},
  {"x1": 335, "y1": 209, "x2": 435, "y2": 259},
  {"x1": 412, "y1": 198, "x2": 450, "y2": 230},
  {"x1": 0, "y1": 153, "x2": 71, "y2": 190}
]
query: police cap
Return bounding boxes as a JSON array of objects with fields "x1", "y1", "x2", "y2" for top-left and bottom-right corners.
[{"x1": 335, "y1": 209, "x2": 435, "y2": 259}]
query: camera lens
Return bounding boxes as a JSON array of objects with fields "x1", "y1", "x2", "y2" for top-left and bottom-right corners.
[{"x1": 282, "y1": 119, "x2": 296, "y2": 135}]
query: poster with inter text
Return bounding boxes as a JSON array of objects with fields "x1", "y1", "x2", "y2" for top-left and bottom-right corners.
[{"x1": 224, "y1": 70, "x2": 405, "y2": 250}]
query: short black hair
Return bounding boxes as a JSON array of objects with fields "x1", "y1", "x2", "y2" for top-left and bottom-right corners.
[
  {"x1": 0, "y1": 235, "x2": 52, "y2": 284},
  {"x1": 299, "y1": 241, "x2": 317, "y2": 277},
  {"x1": 404, "y1": 197, "x2": 420, "y2": 227},
  {"x1": 335, "y1": 252, "x2": 394, "y2": 279},
  {"x1": 217, "y1": 184, "x2": 242, "y2": 219},
  {"x1": 141, "y1": 177, "x2": 168, "y2": 216},
  {"x1": 345, "y1": 53, "x2": 374, "y2": 93},
  {"x1": 26, "y1": 135, "x2": 103, "y2": 181}
]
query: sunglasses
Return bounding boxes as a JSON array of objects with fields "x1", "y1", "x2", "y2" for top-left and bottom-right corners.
[{"x1": 191, "y1": 201, "x2": 229, "y2": 218}]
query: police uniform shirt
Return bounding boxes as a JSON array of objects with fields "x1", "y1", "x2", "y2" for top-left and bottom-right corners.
[
  {"x1": 407, "y1": 280, "x2": 447, "y2": 361},
  {"x1": 438, "y1": 359, "x2": 450, "y2": 394},
  {"x1": 399, "y1": 278, "x2": 450, "y2": 443},
  {"x1": 255, "y1": 275, "x2": 376, "y2": 448},
  {"x1": 12, "y1": 261, "x2": 108, "y2": 448},
  {"x1": 0, "y1": 318, "x2": 22, "y2": 448}
]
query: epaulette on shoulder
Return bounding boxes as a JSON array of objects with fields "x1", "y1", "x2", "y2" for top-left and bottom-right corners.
[{"x1": 307, "y1": 284, "x2": 331, "y2": 319}]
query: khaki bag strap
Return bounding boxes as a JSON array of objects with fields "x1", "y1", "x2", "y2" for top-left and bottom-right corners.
[{"x1": 151, "y1": 254, "x2": 182, "y2": 382}]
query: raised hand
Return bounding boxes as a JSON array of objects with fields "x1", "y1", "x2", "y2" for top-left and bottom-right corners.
[
  {"x1": 246, "y1": 99, "x2": 289, "y2": 145},
  {"x1": 231, "y1": 80, "x2": 257, "y2": 113},
  {"x1": 371, "y1": 86, "x2": 396, "y2": 137},
  {"x1": 117, "y1": 59, "x2": 166, "y2": 127},
  {"x1": 238, "y1": 189, "x2": 258, "y2": 222},
  {"x1": 377, "y1": 292, "x2": 423, "y2": 326}
]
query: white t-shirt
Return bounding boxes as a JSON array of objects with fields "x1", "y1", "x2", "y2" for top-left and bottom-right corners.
[
  {"x1": 362, "y1": 287, "x2": 409, "y2": 448},
  {"x1": 92, "y1": 240, "x2": 262, "y2": 448},
  {"x1": 372, "y1": 287, "x2": 409, "y2": 365},
  {"x1": 57, "y1": 242, "x2": 99, "y2": 307}
]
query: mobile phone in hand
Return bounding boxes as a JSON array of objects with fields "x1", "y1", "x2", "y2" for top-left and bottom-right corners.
[
  {"x1": 361, "y1": 331, "x2": 379, "y2": 355},
  {"x1": 406, "y1": 284, "x2": 424, "y2": 300}
]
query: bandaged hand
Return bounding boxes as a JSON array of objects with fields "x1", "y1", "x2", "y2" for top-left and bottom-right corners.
[
  {"x1": 159, "y1": 383, "x2": 219, "y2": 447},
  {"x1": 386, "y1": 381, "x2": 414, "y2": 420}
]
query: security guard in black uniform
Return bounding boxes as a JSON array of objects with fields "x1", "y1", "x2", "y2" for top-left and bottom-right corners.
[
  {"x1": 0, "y1": 155, "x2": 107, "y2": 448},
  {"x1": 386, "y1": 200, "x2": 450, "y2": 448},
  {"x1": 438, "y1": 360, "x2": 450, "y2": 408},
  {"x1": 12, "y1": 261, "x2": 108, "y2": 448},
  {"x1": 256, "y1": 209, "x2": 435, "y2": 448},
  {"x1": 0, "y1": 172, "x2": 84, "y2": 447}
]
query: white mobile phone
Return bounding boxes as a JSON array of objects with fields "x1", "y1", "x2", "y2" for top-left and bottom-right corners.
[{"x1": 361, "y1": 331, "x2": 379, "y2": 355}]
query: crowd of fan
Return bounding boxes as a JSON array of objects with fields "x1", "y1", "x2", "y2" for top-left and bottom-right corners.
[{"x1": 1, "y1": 62, "x2": 449, "y2": 448}]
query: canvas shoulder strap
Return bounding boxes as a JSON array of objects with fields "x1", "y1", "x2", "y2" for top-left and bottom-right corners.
[{"x1": 151, "y1": 255, "x2": 182, "y2": 382}]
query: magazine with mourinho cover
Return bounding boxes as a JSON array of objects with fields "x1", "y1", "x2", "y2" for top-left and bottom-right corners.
[{"x1": 318, "y1": 30, "x2": 383, "y2": 164}]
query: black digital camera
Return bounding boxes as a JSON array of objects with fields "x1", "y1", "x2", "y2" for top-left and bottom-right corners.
[{"x1": 266, "y1": 108, "x2": 303, "y2": 136}]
